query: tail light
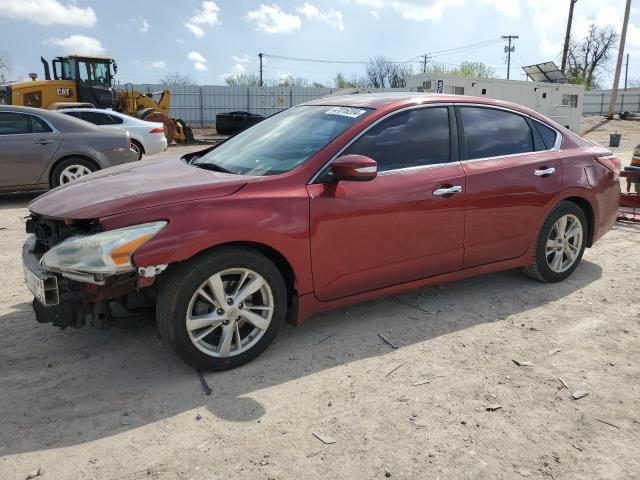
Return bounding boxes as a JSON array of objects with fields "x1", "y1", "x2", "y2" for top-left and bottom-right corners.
[
  {"x1": 596, "y1": 154, "x2": 621, "y2": 179},
  {"x1": 149, "y1": 127, "x2": 164, "y2": 134}
]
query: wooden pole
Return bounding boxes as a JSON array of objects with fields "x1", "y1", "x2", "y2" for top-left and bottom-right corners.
[{"x1": 607, "y1": 0, "x2": 632, "y2": 119}]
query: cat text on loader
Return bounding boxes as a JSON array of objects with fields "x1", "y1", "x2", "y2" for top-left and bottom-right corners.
[{"x1": 0, "y1": 56, "x2": 193, "y2": 144}]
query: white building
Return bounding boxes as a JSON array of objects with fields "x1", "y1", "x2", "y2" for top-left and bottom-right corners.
[{"x1": 405, "y1": 73, "x2": 584, "y2": 132}]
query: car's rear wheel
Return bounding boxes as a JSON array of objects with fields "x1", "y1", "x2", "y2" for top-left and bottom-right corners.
[
  {"x1": 130, "y1": 140, "x2": 144, "y2": 160},
  {"x1": 51, "y1": 158, "x2": 97, "y2": 188},
  {"x1": 157, "y1": 247, "x2": 287, "y2": 371},
  {"x1": 523, "y1": 201, "x2": 587, "y2": 282}
]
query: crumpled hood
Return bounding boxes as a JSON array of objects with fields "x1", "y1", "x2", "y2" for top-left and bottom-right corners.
[{"x1": 29, "y1": 157, "x2": 249, "y2": 219}]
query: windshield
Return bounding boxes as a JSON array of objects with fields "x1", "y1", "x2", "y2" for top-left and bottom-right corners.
[
  {"x1": 78, "y1": 61, "x2": 111, "y2": 87},
  {"x1": 193, "y1": 105, "x2": 372, "y2": 176}
]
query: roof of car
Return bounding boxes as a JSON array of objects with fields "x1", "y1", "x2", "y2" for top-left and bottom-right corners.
[
  {"x1": 303, "y1": 92, "x2": 525, "y2": 111},
  {"x1": 0, "y1": 105, "x2": 100, "y2": 132}
]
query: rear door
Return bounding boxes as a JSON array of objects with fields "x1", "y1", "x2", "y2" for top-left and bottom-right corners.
[
  {"x1": 307, "y1": 106, "x2": 466, "y2": 301},
  {"x1": 0, "y1": 112, "x2": 62, "y2": 187},
  {"x1": 457, "y1": 105, "x2": 564, "y2": 268}
]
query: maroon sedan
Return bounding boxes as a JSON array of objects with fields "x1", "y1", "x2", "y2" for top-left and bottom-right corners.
[{"x1": 23, "y1": 94, "x2": 620, "y2": 370}]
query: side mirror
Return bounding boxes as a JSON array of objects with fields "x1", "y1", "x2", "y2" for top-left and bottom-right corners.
[{"x1": 331, "y1": 154, "x2": 377, "y2": 182}]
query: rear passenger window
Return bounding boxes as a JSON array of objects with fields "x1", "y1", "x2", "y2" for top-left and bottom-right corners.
[
  {"x1": 108, "y1": 114, "x2": 124, "y2": 124},
  {"x1": 31, "y1": 116, "x2": 52, "y2": 133},
  {"x1": 0, "y1": 112, "x2": 31, "y2": 135},
  {"x1": 343, "y1": 107, "x2": 450, "y2": 171},
  {"x1": 460, "y1": 107, "x2": 534, "y2": 159},
  {"x1": 64, "y1": 111, "x2": 84, "y2": 120},
  {"x1": 533, "y1": 121, "x2": 558, "y2": 150},
  {"x1": 81, "y1": 111, "x2": 115, "y2": 125}
]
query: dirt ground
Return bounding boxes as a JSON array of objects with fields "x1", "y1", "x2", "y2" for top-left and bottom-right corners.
[{"x1": 1, "y1": 119, "x2": 639, "y2": 480}]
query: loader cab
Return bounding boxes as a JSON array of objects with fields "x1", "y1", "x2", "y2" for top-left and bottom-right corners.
[{"x1": 51, "y1": 56, "x2": 117, "y2": 109}]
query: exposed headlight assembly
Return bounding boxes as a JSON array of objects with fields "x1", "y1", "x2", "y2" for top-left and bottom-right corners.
[{"x1": 42, "y1": 221, "x2": 167, "y2": 282}]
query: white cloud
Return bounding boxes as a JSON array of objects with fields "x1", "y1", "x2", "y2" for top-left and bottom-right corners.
[
  {"x1": 188, "y1": 51, "x2": 208, "y2": 71},
  {"x1": 0, "y1": 0, "x2": 96, "y2": 26},
  {"x1": 46, "y1": 35, "x2": 105, "y2": 56},
  {"x1": 185, "y1": 1, "x2": 220, "y2": 38},
  {"x1": 298, "y1": 2, "x2": 344, "y2": 30},
  {"x1": 139, "y1": 17, "x2": 150, "y2": 33},
  {"x1": 247, "y1": 4, "x2": 301, "y2": 34},
  {"x1": 525, "y1": 0, "x2": 636, "y2": 58},
  {"x1": 149, "y1": 60, "x2": 166, "y2": 69},
  {"x1": 232, "y1": 54, "x2": 250, "y2": 64},
  {"x1": 354, "y1": 0, "x2": 463, "y2": 21},
  {"x1": 482, "y1": 0, "x2": 520, "y2": 18}
]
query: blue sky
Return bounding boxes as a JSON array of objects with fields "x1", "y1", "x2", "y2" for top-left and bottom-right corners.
[{"x1": 1, "y1": 0, "x2": 640, "y2": 87}]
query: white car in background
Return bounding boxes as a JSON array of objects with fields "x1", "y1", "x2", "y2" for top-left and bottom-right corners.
[{"x1": 61, "y1": 109, "x2": 168, "y2": 159}]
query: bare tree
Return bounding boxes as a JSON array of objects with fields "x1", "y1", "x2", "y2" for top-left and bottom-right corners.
[
  {"x1": 277, "y1": 74, "x2": 311, "y2": 87},
  {"x1": 0, "y1": 51, "x2": 11, "y2": 82},
  {"x1": 567, "y1": 23, "x2": 619, "y2": 90},
  {"x1": 363, "y1": 56, "x2": 413, "y2": 88},
  {"x1": 225, "y1": 73, "x2": 262, "y2": 86},
  {"x1": 225, "y1": 73, "x2": 317, "y2": 88},
  {"x1": 159, "y1": 71, "x2": 195, "y2": 86}
]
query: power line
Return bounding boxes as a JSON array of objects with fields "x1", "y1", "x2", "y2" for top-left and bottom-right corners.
[{"x1": 428, "y1": 38, "x2": 503, "y2": 57}]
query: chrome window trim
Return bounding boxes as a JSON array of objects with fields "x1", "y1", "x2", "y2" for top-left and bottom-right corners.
[
  {"x1": 308, "y1": 103, "x2": 455, "y2": 184},
  {"x1": 455, "y1": 103, "x2": 562, "y2": 162},
  {"x1": 308, "y1": 102, "x2": 563, "y2": 184},
  {"x1": 0, "y1": 111, "x2": 60, "y2": 136}
]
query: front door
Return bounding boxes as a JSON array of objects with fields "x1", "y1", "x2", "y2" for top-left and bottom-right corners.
[
  {"x1": 456, "y1": 105, "x2": 564, "y2": 268},
  {"x1": 308, "y1": 106, "x2": 466, "y2": 302},
  {"x1": 0, "y1": 112, "x2": 61, "y2": 188}
]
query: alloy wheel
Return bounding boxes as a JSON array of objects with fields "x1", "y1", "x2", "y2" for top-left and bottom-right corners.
[
  {"x1": 59, "y1": 164, "x2": 92, "y2": 185},
  {"x1": 185, "y1": 268, "x2": 274, "y2": 358},
  {"x1": 545, "y1": 213, "x2": 583, "y2": 273}
]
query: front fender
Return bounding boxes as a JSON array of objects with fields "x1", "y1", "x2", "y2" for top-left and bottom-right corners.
[{"x1": 100, "y1": 192, "x2": 314, "y2": 295}]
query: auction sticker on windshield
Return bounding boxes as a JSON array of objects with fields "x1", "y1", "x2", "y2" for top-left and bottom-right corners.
[{"x1": 325, "y1": 107, "x2": 368, "y2": 118}]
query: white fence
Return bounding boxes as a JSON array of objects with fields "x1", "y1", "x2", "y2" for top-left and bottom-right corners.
[
  {"x1": 126, "y1": 84, "x2": 342, "y2": 127},
  {"x1": 583, "y1": 90, "x2": 640, "y2": 115}
]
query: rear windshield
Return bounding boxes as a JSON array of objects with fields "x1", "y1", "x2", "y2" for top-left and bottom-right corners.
[{"x1": 194, "y1": 105, "x2": 372, "y2": 176}]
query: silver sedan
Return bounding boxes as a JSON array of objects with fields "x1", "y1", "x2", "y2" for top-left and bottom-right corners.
[{"x1": 0, "y1": 105, "x2": 138, "y2": 193}]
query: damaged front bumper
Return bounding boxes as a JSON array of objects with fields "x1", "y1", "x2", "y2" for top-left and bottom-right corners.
[{"x1": 23, "y1": 235, "x2": 162, "y2": 329}]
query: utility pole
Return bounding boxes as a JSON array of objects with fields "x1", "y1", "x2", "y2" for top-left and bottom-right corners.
[
  {"x1": 502, "y1": 35, "x2": 519, "y2": 80},
  {"x1": 258, "y1": 52, "x2": 263, "y2": 87},
  {"x1": 420, "y1": 54, "x2": 430, "y2": 73},
  {"x1": 625, "y1": 53, "x2": 629, "y2": 90},
  {"x1": 607, "y1": 0, "x2": 631, "y2": 119},
  {"x1": 561, "y1": 0, "x2": 578, "y2": 73}
]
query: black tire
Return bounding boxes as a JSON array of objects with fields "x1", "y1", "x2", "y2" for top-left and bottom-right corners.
[
  {"x1": 156, "y1": 246, "x2": 287, "y2": 371},
  {"x1": 130, "y1": 140, "x2": 144, "y2": 160},
  {"x1": 523, "y1": 201, "x2": 588, "y2": 282},
  {"x1": 50, "y1": 157, "x2": 97, "y2": 188}
]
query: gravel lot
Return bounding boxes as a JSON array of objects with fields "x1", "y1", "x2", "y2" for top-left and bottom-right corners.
[{"x1": 1, "y1": 123, "x2": 639, "y2": 480}]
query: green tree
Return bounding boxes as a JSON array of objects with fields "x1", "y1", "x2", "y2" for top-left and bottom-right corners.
[
  {"x1": 333, "y1": 72, "x2": 356, "y2": 88},
  {"x1": 425, "y1": 61, "x2": 496, "y2": 78}
]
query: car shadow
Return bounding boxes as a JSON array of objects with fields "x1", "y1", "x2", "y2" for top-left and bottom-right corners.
[
  {"x1": 0, "y1": 260, "x2": 602, "y2": 456},
  {"x1": 0, "y1": 192, "x2": 42, "y2": 211}
]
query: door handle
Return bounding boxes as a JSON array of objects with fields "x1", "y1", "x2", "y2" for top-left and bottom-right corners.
[
  {"x1": 433, "y1": 185, "x2": 463, "y2": 196},
  {"x1": 533, "y1": 167, "x2": 556, "y2": 176},
  {"x1": 35, "y1": 139, "x2": 54, "y2": 145}
]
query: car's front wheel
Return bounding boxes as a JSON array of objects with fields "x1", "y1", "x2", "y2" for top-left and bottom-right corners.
[
  {"x1": 523, "y1": 201, "x2": 587, "y2": 282},
  {"x1": 157, "y1": 247, "x2": 287, "y2": 371}
]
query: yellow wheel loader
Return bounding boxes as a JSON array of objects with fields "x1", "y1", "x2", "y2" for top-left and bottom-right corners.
[{"x1": 0, "y1": 56, "x2": 193, "y2": 144}]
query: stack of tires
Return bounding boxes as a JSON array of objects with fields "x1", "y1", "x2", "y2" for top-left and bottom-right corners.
[{"x1": 215, "y1": 111, "x2": 264, "y2": 135}]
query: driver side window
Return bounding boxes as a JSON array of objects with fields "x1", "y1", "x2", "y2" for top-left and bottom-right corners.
[{"x1": 343, "y1": 107, "x2": 450, "y2": 172}]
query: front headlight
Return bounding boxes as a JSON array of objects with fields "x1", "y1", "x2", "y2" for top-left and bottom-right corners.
[{"x1": 42, "y1": 221, "x2": 167, "y2": 277}]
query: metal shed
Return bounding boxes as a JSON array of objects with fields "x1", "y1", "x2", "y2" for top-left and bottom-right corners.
[{"x1": 405, "y1": 73, "x2": 584, "y2": 132}]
